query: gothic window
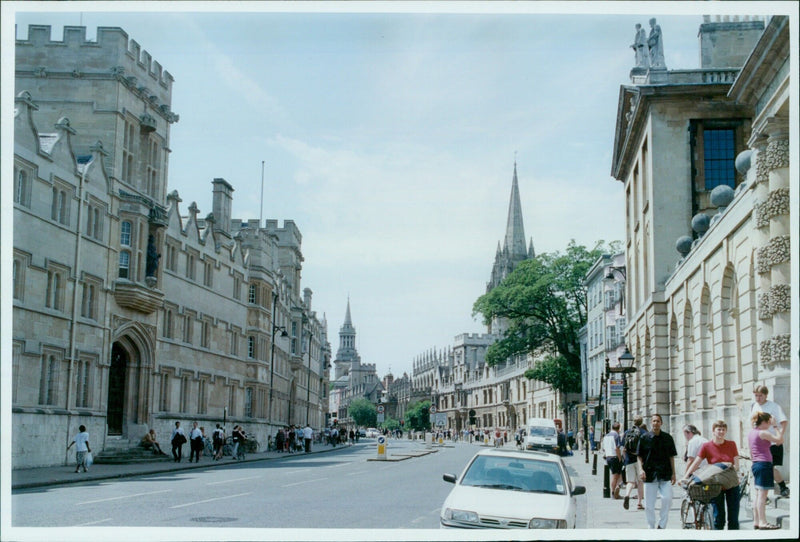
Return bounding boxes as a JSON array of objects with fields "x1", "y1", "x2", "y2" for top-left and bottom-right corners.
[
  {"x1": 198, "y1": 379, "x2": 207, "y2": 414},
  {"x1": 203, "y1": 260, "x2": 213, "y2": 288},
  {"x1": 13, "y1": 256, "x2": 27, "y2": 300},
  {"x1": 160, "y1": 372, "x2": 171, "y2": 412},
  {"x1": 180, "y1": 375, "x2": 190, "y2": 413},
  {"x1": 118, "y1": 251, "x2": 131, "y2": 279},
  {"x1": 165, "y1": 242, "x2": 177, "y2": 272},
  {"x1": 230, "y1": 330, "x2": 239, "y2": 356},
  {"x1": 39, "y1": 352, "x2": 60, "y2": 405},
  {"x1": 51, "y1": 185, "x2": 70, "y2": 225},
  {"x1": 145, "y1": 137, "x2": 160, "y2": 197},
  {"x1": 248, "y1": 284, "x2": 257, "y2": 304},
  {"x1": 233, "y1": 275, "x2": 241, "y2": 300},
  {"x1": 183, "y1": 314, "x2": 194, "y2": 344},
  {"x1": 201, "y1": 319, "x2": 211, "y2": 349},
  {"x1": 86, "y1": 203, "x2": 103, "y2": 240},
  {"x1": 164, "y1": 309, "x2": 174, "y2": 339},
  {"x1": 186, "y1": 252, "x2": 196, "y2": 281},
  {"x1": 228, "y1": 385, "x2": 236, "y2": 417},
  {"x1": 75, "y1": 358, "x2": 92, "y2": 408},
  {"x1": 80, "y1": 279, "x2": 99, "y2": 320},
  {"x1": 248, "y1": 336, "x2": 256, "y2": 359},
  {"x1": 45, "y1": 267, "x2": 65, "y2": 311},
  {"x1": 122, "y1": 119, "x2": 136, "y2": 185},
  {"x1": 244, "y1": 387, "x2": 253, "y2": 417},
  {"x1": 14, "y1": 165, "x2": 31, "y2": 207}
]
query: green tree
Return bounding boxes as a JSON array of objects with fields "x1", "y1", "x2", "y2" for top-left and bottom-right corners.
[
  {"x1": 473, "y1": 240, "x2": 617, "y2": 395},
  {"x1": 348, "y1": 398, "x2": 377, "y2": 428},
  {"x1": 381, "y1": 417, "x2": 400, "y2": 431},
  {"x1": 404, "y1": 400, "x2": 431, "y2": 431}
]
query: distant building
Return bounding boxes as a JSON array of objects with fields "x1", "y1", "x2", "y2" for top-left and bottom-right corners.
[
  {"x1": 12, "y1": 25, "x2": 329, "y2": 468},
  {"x1": 610, "y1": 15, "x2": 791, "y2": 460}
]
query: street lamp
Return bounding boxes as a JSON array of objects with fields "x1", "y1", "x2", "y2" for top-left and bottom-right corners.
[
  {"x1": 268, "y1": 322, "x2": 289, "y2": 428},
  {"x1": 605, "y1": 347, "x2": 637, "y2": 430}
]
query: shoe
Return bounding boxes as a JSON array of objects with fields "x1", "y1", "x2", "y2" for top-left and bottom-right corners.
[
  {"x1": 623, "y1": 496, "x2": 630, "y2": 510},
  {"x1": 75, "y1": 470, "x2": 80, "y2": 473},
  {"x1": 780, "y1": 487, "x2": 790, "y2": 497},
  {"x1": 759, "y1": 523, "x2": 780, "y2": 530},
  {"x1": 637, "y1": 504, "x2": 645, "y2": 510},
  {"x1": 613, "y1": 486, "x2": 621, "y2": 499}
]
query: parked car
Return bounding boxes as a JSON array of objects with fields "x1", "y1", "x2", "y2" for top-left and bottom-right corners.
[
  {"x1": 365, "y1": 428, "x2": 379, "y2": 438},
  {"x1": 358, "y1": 429, "x2": 366, "y2": 438},
  {"x1": 440, "y1": 448, "x2": 585, "y2": 529}
]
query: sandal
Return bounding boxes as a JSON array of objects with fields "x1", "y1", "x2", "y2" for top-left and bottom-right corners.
[
  {"x1": 758, "y1": 523, "x2": 780, "y2": 530},
  {"x1": 637, "y1": 504, "x2": 645, "y2": 510}
]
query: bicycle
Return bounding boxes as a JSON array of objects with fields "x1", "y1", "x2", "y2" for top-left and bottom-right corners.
[{"x1": 679, "y1": 479, "x2": 719, "y2": 529}]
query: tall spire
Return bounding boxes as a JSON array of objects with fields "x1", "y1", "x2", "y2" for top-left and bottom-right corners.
[
  {"x1": 504, "y1": 161, "x2": 527, "y2": 260},
  {"x1": 344, "y1": 295, "x2": 352, "y2": 327}
]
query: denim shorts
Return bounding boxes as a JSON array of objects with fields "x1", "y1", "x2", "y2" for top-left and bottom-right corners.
[{"x1": 752, "y1": 461, "x2": 774, "y2": 490}]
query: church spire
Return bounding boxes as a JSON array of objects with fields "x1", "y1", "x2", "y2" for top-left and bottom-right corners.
[
  {"x1": 504, "y1": 161, "x2": 527, "y2": 260},
  {"x1": 344, "y1": 295, "x2": 352, "y2": 327}
]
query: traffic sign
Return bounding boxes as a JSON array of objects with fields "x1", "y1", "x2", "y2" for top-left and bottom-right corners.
[
  {"x1": 429, "y1": 406, "x2": 437, "y2": 414},
  {"x1": 377, "y1": 404, "x2": 384, "y2": 414}
]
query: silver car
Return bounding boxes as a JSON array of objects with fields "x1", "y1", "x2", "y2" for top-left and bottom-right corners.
[{"x1": 441, "y1": 448, "x2": 585, "y2": 529}]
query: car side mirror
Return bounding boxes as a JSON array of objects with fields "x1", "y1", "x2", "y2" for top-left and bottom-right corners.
[
  {"x1": 442, "y1": 473, "x2": 457, "y2": 484},
  {"x1": 571, "y1": 485, "x2": 586, "y2": 496}
]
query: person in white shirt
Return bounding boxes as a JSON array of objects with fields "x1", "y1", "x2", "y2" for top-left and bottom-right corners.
[
  {"x1": 751, "y1": 385, "x2": 789, "y2": 497},
  {"x1": 170, "y1": 421, "x2": 186, "y2": 462},
  {"x1": 603, "y1": 422, "x2": 623, "y2": 499},
  {"x1": 67, "y1": 425, "x2": 91, "y2": 473},
  {"x1": 188, "y1": 421, "x2": 203, "y2": 463},
  {"x1": 303, "y1": 425, "x2": 313, "y2": 453},
  {"x1": 682, "y1": 425, "x2": 708, "y2": 470}
]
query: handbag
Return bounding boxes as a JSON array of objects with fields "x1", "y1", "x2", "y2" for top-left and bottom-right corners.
[{"x1": 84, "y1": 451, "x2": 94, "y2": 467}]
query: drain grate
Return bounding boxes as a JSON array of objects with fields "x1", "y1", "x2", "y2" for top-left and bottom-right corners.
[{"x1": 191, "y1": 516, "x2": 238, "y2": 523}]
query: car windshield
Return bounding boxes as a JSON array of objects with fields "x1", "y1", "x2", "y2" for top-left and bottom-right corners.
[
  {"x1": 460, "y1": 455, "x2": 566, "y2": 495},
  {"x1": 528, "y1": 426, "x2": 556, "y2": 437}
]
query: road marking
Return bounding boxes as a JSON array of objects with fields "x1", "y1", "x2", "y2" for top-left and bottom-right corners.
[
  {"x1": 282, "y1": 477, "x2": 327, "y2": 488},
  {"x1": 77, "y1": 489, "x2": 171, "y2": 505},
  {"x1": 74, "y1": 518, "x2": 112, "y2": 526},
  {"x1": 206, "y1": 476, "x2": 260, "y2": 485},
  {"x1": 170, "y1": 492, "x2": 252, "y2": 509},
  {"x1": 346, "y1": 470, "x2": 366, "y2": 476}
]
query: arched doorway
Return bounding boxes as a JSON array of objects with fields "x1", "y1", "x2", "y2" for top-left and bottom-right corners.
[{"x1": 108, "y1": 343, "x2": 128, "y2": 435}]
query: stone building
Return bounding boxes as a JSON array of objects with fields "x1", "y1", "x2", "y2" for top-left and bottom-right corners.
[
  {"x1": 329, "y1": 300, "x2": 384, "y2": 424},
  {"x1": 12, "y1": 25, "x2": 329, "y2": 468},
  {"x1": 611, "y1": 15, "x2": 792, "y2": 467}
]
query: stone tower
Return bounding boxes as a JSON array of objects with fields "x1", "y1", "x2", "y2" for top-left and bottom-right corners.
[{"x1": 334, "y1": 298, "x2": 361, "y2": 378}]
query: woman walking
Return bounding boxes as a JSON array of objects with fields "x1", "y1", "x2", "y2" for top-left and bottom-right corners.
[
  {"x1": 749, "y1": 412, "x2": 784, "y2": 530},
  {"x1": 682, "y1": 420, "x2": 740, "y2": 530}
]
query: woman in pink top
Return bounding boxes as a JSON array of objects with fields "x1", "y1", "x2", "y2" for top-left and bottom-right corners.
[
  {"x1": 682, "y1": 420, "x2": 739, "y2": 529},
  {"x1": 749, "y1": 411, "x2": 784, "y2": 530}
]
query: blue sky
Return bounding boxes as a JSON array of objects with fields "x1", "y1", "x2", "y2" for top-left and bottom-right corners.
[{"x1": 6, "y1": 2, "x2": 775, "y2": 379}]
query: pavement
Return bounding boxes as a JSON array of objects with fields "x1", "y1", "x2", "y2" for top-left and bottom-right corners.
[
  {"x1": 564, "y1": 448, "x2": 756, "y2": 531},
  {"x1": 11, "y1": 441, "x2": 369, "y2": 491}
]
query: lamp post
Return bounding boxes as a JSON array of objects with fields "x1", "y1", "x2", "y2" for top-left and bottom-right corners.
[
  {"x1": 606, "y1": 347, "x2": 637, "y2": 431},
  {"x1": 268, "y1": 300, "x2": 289, "y2": 431}
]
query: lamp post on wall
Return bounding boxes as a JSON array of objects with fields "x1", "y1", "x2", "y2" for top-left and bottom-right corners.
[{"x1": 268, "y1": 318, "x2": 288, "y2": 429}]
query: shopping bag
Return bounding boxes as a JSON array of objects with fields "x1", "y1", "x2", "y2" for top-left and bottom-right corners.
[
  {"x1": 84, "y1": 452, "x2": 94, "y2": 467},
  {"x1": 690, "y1": 462, "x2": 738, "y2": 490}
]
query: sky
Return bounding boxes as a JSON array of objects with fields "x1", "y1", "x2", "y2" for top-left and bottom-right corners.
[{"x1": 5, "y1": 1, "x2": 778, "y2": 380}]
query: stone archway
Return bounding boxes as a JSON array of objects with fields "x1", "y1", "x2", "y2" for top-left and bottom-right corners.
[{"x1": 109, "y1": 320, "x2": 154, "y2": 438}]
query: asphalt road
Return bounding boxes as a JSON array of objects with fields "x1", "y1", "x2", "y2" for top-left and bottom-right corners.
[{"x1": 12, "y1": 439, "x2": 484, "y2": 530}]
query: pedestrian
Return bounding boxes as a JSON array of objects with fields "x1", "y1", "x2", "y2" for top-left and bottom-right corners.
[
  {"x1": 576, "y1": 428, "x2": 584, "y2": 452},
  {"x1": 66, "y1": 424, "x2": 91, "y2": 473},
  {"x1": 682, "y1": 420, "x2": 740, "y2": 530},
  {"x1": 232, "y1": 425, "x2": 246, "y2": 459},
  {"x1": 330, "y1": 426, "x2": 338, "y2": 447},
  {"x1": 287, "y1": 426, "x2": 296, "y2": 453},
  {"x1": 141, "y1": 428, "x2": 167, "y2": 455},
  {"x1": 349, "y1": 428, "x2": 355, "y2": 446},
  {"x1": 212, "y1": 424, "x2": 225, "y2": 460},
  {"x1": 637, "y1": 413, "x2": 677, "y2": 529},
  {"x1": 170, "y1": 421, "x2": 186, "y2": 462},
  {"x1": 588, "y1": 427, "x2": 595, "y2": 451},
  {"x1": 188, "y1": 421, "x2": 203, "y2": 463},
  {"x1": 682, "y1": 424, "x2": 707, "y2": 468},
  {"x1": 621, "y1": 416, "x2": 646, "y2": 511},
  {"x1": 748, "y1": 411, "x2": 784, "y2": 530},
  {"x1": 275, "y1": 427, "x2": 285, "y2": 453},
  {"x1": 558, "y1": 427, "x2": 568, "y2": 456},
  {"x1": 304, "y1": 424, "x2": 313, "y2": 453},
  {"x1": 602, "y1": 422, "x2": 623, "y2": 499},
  {"x1": 750, "y1": 385, "x2": 790, "y2": 497}
]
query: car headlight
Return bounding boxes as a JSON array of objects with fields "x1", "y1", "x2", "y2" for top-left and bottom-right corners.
[
  {"x1": 529, "y1": 518, "x2": 567, "y2": 529},
  {"x1": 443, "y1": 508, "x2": 480, "y2": 523}
]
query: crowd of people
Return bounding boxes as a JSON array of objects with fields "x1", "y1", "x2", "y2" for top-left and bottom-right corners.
[{"x1": 594, "y1": 384, "x2": 788, "y2": 530}]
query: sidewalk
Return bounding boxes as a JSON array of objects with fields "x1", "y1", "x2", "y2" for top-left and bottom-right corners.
[
  {"x1": 564, "y1": 450, "x2": 755, "y2": 530},
  {"x1": 11, "y1": 442, "x2": 362, "y2": 491}
]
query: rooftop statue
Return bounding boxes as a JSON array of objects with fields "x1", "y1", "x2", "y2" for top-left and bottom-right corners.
[
  {"x1": 648, "y1": 18, "x2": 666, "y2": 69},
  {"x1": 631, "y1": 23, "x2": 650, "y2": 68}
]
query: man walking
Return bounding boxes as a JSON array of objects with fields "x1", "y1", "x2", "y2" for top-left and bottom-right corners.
[
  {"x1": 303, "y1": 424, "x2": 313, "y2": 453},
  {"x1": 602, "y1": 422, "x2": 623, "y2": 499},
  {"x1": 621, "y1": 416, "x2": 646, "y2": 511},
  {"x1": 751, "y1": 385, "x2": 790, "y2": 497},
  {"x1": 637, "y1": 414, "x2": 677, "y2": 529},
  {"x1": 170, "y1": 421, "x2": 186, "y2": 462}
]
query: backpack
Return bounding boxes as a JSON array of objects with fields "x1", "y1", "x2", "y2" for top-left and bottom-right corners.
[{"x1": 623, "y1": 428, "x2": 640, "y2": 454}]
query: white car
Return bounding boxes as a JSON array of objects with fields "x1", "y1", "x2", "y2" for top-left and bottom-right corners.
[
  {"x1": 440, "y1": 448, "x2": 585, "y2": 529},
  {"x1": 365, "y1": 428, "x2": 380, "y2": 438}
]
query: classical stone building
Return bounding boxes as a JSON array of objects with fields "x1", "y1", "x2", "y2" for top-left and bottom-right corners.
[
  {"x1": 12, "y1": 25, "x2": 330, "y2": 468},
  {"x1": 396, "y1": 163, "x2": 563, "y2": 433},
  {"x1": 611, "y1": 15, "x2": 792, "y2": 467},
  {"x1": 329, "y1": 300, "x2": 384, "y2": 425}
]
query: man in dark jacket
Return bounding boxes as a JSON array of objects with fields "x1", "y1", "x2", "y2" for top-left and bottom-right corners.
[{"x1": 637, "y1": 414, "x2": 677, "y2": 529}]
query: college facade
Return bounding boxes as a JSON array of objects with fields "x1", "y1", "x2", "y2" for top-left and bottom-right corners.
[{"x1": 12, "y1": 25, "x2": 330, "y2": 468}]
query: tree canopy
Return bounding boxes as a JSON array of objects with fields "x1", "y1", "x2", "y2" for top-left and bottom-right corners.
[
  {"x1": 473, "y1": 240, "x2": 618, "y2": 394},
  {"x1": 404, "y1": 400, "x2": 431, "y2": 431},
  {"x1": 348, "y1": 398, "x2": 377, "y2": 428}
]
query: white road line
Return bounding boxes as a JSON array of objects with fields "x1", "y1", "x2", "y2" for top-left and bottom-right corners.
[
  {"x1": 346, "y1": 470, "x2": 366, "y2": 476},
  {"x1": 282, "y1": 477, "x2": 328, "y2": 488},
  {"x1": 74, "y1": 518, "x2": 112, "y2": 526},
  {"x1": 77, "y1": 489, "x2": 171, "y2": 505},
  {"x1": 170, "y1": 492, "x2": 252, "y2": 509},
  {"x1": 206, "y1": 476, "x2": 260, "y2": 485}
]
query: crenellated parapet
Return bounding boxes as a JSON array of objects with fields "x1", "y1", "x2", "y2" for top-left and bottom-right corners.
[{"x1": 16, "y1": 25, "x2": 178, "y2": 123}]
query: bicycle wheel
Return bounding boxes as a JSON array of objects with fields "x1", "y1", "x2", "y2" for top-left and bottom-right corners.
[
  {"x1": 680, "y1": 498, "x2": 695, "y2": 529},
  {"x1": 699, "y1": 504, "x2": 714, "y2": 530}
]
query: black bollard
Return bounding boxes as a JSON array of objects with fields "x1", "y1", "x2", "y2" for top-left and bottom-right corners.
[
  {"x1": 592, "y1": 451, "x2": 598, "y2": 475},
  {"x1": 603, "y1": 461, "x2": 611, "y2": 498}
]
